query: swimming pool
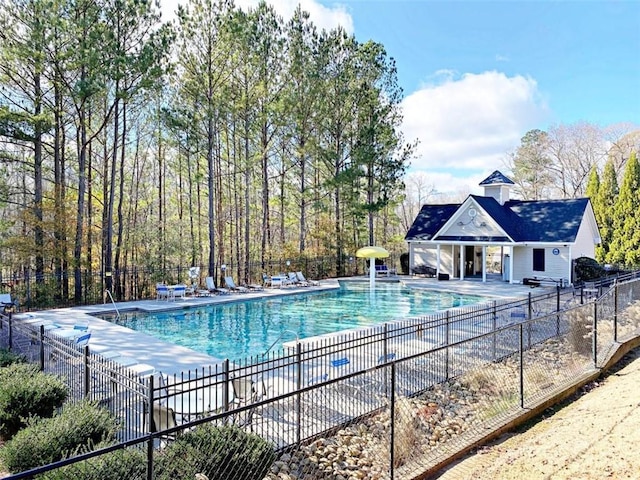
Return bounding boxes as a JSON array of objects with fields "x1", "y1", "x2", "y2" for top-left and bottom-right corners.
[{"x1": 102, "y1": 283, "x2": 485, "y2": 361}]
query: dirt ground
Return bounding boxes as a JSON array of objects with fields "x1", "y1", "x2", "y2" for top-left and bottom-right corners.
[{"x1": 435, "y1": 347, "x2": 640, "y2": 480}]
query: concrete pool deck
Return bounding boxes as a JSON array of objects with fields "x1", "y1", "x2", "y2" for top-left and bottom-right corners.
[{"x1": 12, "y1": 276, "x2": 554, "y2": 375}]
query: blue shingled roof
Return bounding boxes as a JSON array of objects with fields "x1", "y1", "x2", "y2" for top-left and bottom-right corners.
[
  {"x1": 479, "y1": 170, "x2": 515, "y2": 186},
  {"x1": 404, "y1": 204, "x2": 459, "y2": 241},
  {"x1": 405, "y1": 196, "x2": 590, "y2": 244}
]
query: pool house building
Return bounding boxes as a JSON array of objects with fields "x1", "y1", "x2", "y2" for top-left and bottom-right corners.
[{"x1": 405, "y1": 171, "x2": 601, "y2": 286}]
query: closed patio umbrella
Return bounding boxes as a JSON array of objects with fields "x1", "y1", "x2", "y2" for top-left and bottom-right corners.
[{"x1": 356, "y1": 246, "x2": 390, "y2": 289}]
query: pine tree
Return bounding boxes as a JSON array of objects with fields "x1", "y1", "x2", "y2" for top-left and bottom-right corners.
[
  {"x1": 595, "y1": 160, "x2": 618, "y2": 262},
  {"x1": 608, "y1": 151, "x2": 640, "y2": 266}
]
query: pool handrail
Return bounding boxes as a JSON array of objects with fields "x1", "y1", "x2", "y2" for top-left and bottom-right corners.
[{"x1": 262, "y1": 329, "x2": 299, "y2": 358}]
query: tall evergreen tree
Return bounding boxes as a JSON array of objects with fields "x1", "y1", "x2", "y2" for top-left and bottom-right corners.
[
  {"x1": 593, "y1": 160, "x2": 618, "y2": 262},
  {"x1": 608, "y1": 151, "x2": 640, "y2": 266}
]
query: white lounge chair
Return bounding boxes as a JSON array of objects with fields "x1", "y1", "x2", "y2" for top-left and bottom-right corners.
[
  {"x1": 224, "y1": 276, "x2": 248, "y2": 293},
  {"x1": 205, "y1": 276, "x2": 230, "y2": 295},
  {"x1": 296, "y1": 271, "x2": 319, "y2": 286},
  {"x1": 288, "y1": 272, "x2": 304, "y2": 286}
]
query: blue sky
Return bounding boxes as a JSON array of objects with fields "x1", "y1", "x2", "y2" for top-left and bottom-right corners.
[{"x1": 162, "y1": 0, "x2": 640, "y2": 194}]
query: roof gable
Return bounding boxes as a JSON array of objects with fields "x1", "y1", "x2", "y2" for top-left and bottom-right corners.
[{"x1": 433, "y1": 197, "x2": 513, "y2": 243}]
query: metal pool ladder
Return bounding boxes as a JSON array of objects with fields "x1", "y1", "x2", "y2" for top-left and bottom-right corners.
[
  {"x1": 262, "y1": 330, "x2": 299, "y2": 358},
  {"x1": 104, "y1": 289, "x2": 121, "y2": 320}
]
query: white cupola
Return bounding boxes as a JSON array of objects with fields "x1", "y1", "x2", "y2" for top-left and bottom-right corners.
[{"x1": 478, "y1": 170, "x2": 514, "y2": 205}]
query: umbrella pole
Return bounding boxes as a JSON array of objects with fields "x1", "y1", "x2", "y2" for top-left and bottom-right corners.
[{"x1": 369, "y1": 257, "x2": 375, "y2": 289}]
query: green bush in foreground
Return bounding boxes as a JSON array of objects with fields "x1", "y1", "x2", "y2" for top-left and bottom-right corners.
[
  {"x1": 156, "y1": 424, "x2": 276, "y2": 480},
  {"x1": 35, "y1": 445, "x2": 147, "y2": 480},
  {"x1": 0, "y1": 400, "x2": 119, "y2": 473},
  {"x1": 0, "y1": 347, "x2": 26, "y2": 367},
  {"x1": 0, "y1": 363, "x2": 68, "y2": 439}
]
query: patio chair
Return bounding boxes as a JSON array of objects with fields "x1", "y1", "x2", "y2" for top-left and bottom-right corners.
[
  {"x1": 246, "y1": 282, "x2": 264, "y2": 291},
  {"x1": 75, "y1": 332, "x2": 92, "y2": 348},
  {"x1": 205, "y1": 276, "x2": 230, "y2": 295},
  {"x1": 156, "y1": 284, "x2": 170, "y2": 301},
  {"x1": 296, "y1": 271, "x2": 319, "y2": 286},
  {"x1": 0, "y1": 293, "x2": 18, "y2": 316},
  {"x1": 224, "y1": 276, "x2": 248, "y2": 293},
  {"x1": 262, "y1": 273, "x2": 272, "y2": 288},
  {"x1": 172, "y1": 284, "x2": 187, "y2": 300},
  {"x1": 288, "y1": 272, "x2": 304, "y2": 286},
  {"x1": 151, "y1": 403, "x2": 179, "y2": 443}
]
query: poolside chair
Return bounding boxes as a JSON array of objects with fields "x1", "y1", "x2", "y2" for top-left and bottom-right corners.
[
  {"x1": 296, "y1": 271, "x2": 319, "y2": 286},
  {"x1": 0, "y1": 293, "x2": 18, "y2": 316},
  {"x1": 224, "y1": 276, "x2": 248, "y2": 293},
  {"x1": 156, "y1": 284, "x2": 170, "y2": 301},
  {"x1": 150, "y1": 403, "x2": 180, "y2": 444},
  {"x1": 288, "y1": 272, "x2": 304, "y2": 286},
  {"x1": 205, "y1": 276, "x2": 230, "y2": 295},
  {"x1": 246, "y1": 282, "x2": 264, "y2": 291},
  {"x1": 75, "y1": 332, "x2": 92, "y2": 348},
  {"x1": 262, "y1": 273, "x2": 272, "y2": 288},
  {"x1": 172, "y1": 284, "x2": 187, "y2": 300}
]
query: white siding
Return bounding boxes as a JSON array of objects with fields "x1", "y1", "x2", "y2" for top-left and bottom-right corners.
[
  {"x1": 410, "y1": 244, "x2": 455, "y2": 275},
  {"x1": 573, "y1": 217, "x2": 597, "y2": 259},
  {"x1": 511, "y1": 246, "x2": 571, "y2": 283}
]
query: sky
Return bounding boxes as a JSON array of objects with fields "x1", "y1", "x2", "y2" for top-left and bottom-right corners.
[{"x1": 160, "y1": 0, "x2": 640, "y2": 195}]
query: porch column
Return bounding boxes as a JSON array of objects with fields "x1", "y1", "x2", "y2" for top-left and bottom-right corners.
[
  {"x1": 509, "y1": 246, "x2": 514, "y2": 284},
  {"x1": 460, "y1": 245, "x2": 464, "y2": 280},
  {"x1": 482, "y1": 245, "x2": 487, "y2": 282},
  {"x1": 408, "y1": 243, "x2": 414, "y2": 275},
  {"x1": 436, "y1": 244, "x2": 441, "y2": 276}
]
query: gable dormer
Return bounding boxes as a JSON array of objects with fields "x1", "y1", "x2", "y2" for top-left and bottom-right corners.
[{"x1": 479, "y1": 170, "x2": 514, "y2": 205}]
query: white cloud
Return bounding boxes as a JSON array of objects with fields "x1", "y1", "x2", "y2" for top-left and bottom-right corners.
[
  {"x1": 402, "y1": 71, "x2": 550, "y2": 193},
  {"x1": 160, "y1": 0, "x2": 353, "y2": 32}
]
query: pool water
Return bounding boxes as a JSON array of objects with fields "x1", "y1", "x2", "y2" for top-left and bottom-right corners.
[{"x1": 104, "y1": 283, "x2": 485, "y2": 361}]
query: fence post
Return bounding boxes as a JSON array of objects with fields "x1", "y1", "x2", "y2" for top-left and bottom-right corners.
[
  {"x1": 383, "y1": 323, "x2": 389, "y2": 360},
  {"x1": 39, "y1": 324, "x2": 45, "y2": 371},
  {"x1": 613, "y1": 280, "x2": 618, "y2": 343},
  {"x1": 445, "y1": 311, "x2": 450, "y2": 380},
  {"x1": 389, "y1": 361, "x2": 396, "y2": 480},
  {"x1": 592, "y1": 302, "x2": 598, "y2": 369},
  {"x1": 296, "y1": 342, "x2": 302, "y2": 446},
  {"x1": 223, "y1": 359, "x2": 230, "y2": 410},
  {"x1": 83, "y1": 345, "x2": 90, "y2": 397},
  {"x1": 519, "y1": 323, "x2": 524, "y2": 408},
  {"x1": 8, "y1": 316, "x2": 12, "y2": 348},
  {"x1": 492, "y1": 301, "x2": 497, "y2": 361},
  {"x1": 147, "y1": 375, "x2": 155, "y2": 480}
]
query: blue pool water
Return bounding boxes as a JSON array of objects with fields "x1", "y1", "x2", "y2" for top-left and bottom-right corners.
[{"x1": 103, "y1": 283, "x2": 485, "y2": 361}]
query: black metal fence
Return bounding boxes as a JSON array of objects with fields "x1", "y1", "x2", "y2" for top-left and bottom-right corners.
[
  {"x1": 3, "y1": 276, "x2": 640, "y2": 479},
  {"x1": 0, "y1": 255, "x2": 402, "y2": 311}
]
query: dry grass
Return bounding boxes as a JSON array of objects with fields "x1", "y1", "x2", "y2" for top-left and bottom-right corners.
[{"x1": 393, "y1": 397, "x2": 422, "y2": 467}]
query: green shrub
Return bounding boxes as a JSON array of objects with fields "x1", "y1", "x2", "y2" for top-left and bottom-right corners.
[
  {"x1": 0, "y1": 363, "x2": 68, "y2": 439},
  {"x1": 156, "y1": 424, "x2": 276, "y2": 480},
  {"x1": 35, "y1": 444, "x2": 147, "y2": 480},
  {"x1": 0, "y1": 347, "x2": 26, "y2": 367},
  {"x1": 0, "y1": 400, "x2": 119, "y2": 473}
]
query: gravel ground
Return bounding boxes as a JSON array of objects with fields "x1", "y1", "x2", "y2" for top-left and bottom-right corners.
[{"x1": 434, "y1": 347, "x2": 640, "y2": 480}]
